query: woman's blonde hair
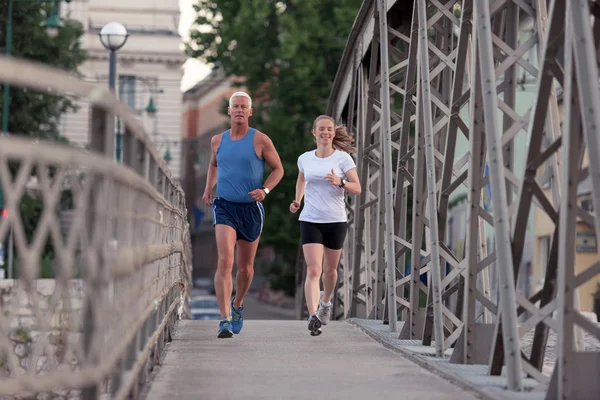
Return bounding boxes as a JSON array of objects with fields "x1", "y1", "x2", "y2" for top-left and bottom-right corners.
[{"x1": 312, "y1": 115, "x2": 357, "y2": 153}]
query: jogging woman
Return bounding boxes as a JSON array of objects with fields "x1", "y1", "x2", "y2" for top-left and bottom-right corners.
[{"x1": 289, "y1": 115, "x2": 361, "y2": 336}]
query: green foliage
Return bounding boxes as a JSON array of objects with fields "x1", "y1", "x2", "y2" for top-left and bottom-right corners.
[
  {"x1": 0, "y1": 1, "x2": 87, "y2": 138},
  {"x1": 15, "y1": 190, "x2": 73, "y2": 278},
  {"x1": 188, "y1": 0, "x2": 363, "y2": 294},
  {"x1": 264, "y1": 256, "x2": 296, "y2": 297}
]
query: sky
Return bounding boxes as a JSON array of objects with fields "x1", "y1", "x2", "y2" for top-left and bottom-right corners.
[{"x1": 178, "y1": 0, "x2": 212, "y2": 92}]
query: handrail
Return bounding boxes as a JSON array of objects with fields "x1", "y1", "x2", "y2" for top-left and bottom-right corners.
[
  {"x1": 0, "y1": 56, "x2": 191, "y2": 399},
  {"x1": 0, "y1": 55, "x2": 181, "y2": 195}
]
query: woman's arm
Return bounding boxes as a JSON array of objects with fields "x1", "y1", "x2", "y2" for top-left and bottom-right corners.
[
  {"x1": 295, "y1": 172, "x2": 306, "y2": 203},
  {"x1": 290, "y1": 172, "x2": 306, "y2": 214},
  {"x1": 342, "y1": 168, "x2": 361, "y2": 195}
]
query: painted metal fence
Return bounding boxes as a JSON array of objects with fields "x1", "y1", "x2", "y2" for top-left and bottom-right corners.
[{"x1": 0, "y1": 56, "x2": 191, "y2": 399}]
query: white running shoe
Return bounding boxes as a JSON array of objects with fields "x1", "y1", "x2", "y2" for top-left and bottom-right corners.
[
  {"x1": 308, "y1": 314, "x2": 322, "y2": 335},
  {"x1": 316, "y1": 291, "x2": 332, "y2": 325}
]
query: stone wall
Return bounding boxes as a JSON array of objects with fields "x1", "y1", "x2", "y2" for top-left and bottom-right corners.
[{"x1": 0, "y1": 279, "x2": 85, "y2": 399}]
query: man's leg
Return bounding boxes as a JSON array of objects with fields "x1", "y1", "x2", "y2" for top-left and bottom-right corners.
[
  {"x1": 214, "y1": 224, "x2": 237, "y2": 317},
  {"x1": 233, "y1": 237, "x2": 260, "y2": 308},
  {"x1": 229, "y1": 201, "x2": 264, "y2": 335},
  {"x1": 229, "y1": 238, "x2": 259, "y2": 335}
]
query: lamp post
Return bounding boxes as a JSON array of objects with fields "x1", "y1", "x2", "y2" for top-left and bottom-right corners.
[
  {"x1": 98, "y1": 22, "x2": 128, "y2": 92},
  {"x1": 98, "y1": 22, "x2": 128, "y2": 161},
  {"x1": 1, "y1": 0, "x2": 68, "y2": 279},
  {"x1": 164, "y1": 145, "x2": 172, "y2": 165},
  {"x1": 153, "y1": 133, "x2": 179, "y2": 165},
  {"x1": 115, "y1": 77, "x2": 162, "y2": 161},
  {"x1": 139, "y1": 78, "x2": 161, "y2": 143}
]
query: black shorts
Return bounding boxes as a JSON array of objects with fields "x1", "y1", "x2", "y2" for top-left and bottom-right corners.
[{"x1": 300, "y1": 221, "x2": 347, "y2": 250}]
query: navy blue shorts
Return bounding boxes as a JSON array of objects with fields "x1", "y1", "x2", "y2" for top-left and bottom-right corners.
[{"x1": 211, "y1": 197, "x2": 265, "y2": 242}]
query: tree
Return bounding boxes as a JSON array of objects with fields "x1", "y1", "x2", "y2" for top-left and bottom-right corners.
[
  {"x1": 187, "y1": 0, "x2": 362, "y2": 295},
  {"x1": 0, "y1": 0, "x2": 87, "y2": 139},
  {"x1": 0, "y1": 2, "x2": 86, "y2": 275}
]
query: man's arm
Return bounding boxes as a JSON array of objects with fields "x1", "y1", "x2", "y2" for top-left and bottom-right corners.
[
  {"x1": 202, "y1": 135, "x2": 220, "y2": 206},
  {"x1": 260, "y1": 133, "x2": 284, "y2": 191},
  {"x1": 248, "y1": 132, "x2": 284, "y2": 201}
]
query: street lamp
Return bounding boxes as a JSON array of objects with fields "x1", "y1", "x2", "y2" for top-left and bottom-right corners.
[
  {"x1": 115, "y1": 77, "x2": 161, "y2": 162},
  {"x1": 99, "y1": 22, "x2": 128, "y2": 162},
  {"x1": 98, "y1": 22, "x2": 129, "y2": 92},
  {"x1": 164, "y1": 145, "x2": 172, "y2": 165},
  {"x1": 1, "y1": 0, "x2": 68, "y2": 279},
  {"x1": 145, "y1": 97, "x2": 157, "y2": 114},
  {"x1": 153, "y1": 134, "x2": 178, "y2": 166},
  {"x1": 43, "y1": 6, "x2": 64, "y2": 38}
]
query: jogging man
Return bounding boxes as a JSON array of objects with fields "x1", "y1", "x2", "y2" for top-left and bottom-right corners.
[{"x1": 202, "y1": 91, "x2": 284, "y2": 338}]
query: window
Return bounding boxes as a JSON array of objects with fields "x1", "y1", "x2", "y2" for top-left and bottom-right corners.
[
  {"x1": 537, "y1": 235, "x2": 551, "y2": 286},
  {"x1": 581, "y1": 196, "x2": 594, "y2": 213},
  {"x1": 119, "y1": 75, "x2": 137, "y2": 110}
]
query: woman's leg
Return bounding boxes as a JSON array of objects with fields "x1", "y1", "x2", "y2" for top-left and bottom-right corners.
[
  {"x1": 321, "y1": 222, "x2": 347, "y2": 304},
  {"x1": 303, "y1": 243, "x2": 324, "y2": 315},
  {"x1": 322, "y1": 247, "x2": 342, "y2": 304}
]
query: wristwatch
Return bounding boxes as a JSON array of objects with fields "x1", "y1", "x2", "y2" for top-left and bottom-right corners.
[
  {"x1": 339, "y1": 178, "x2": 347, "y2": 188},
  {"x1": 262, "y1": 187, "x2": 270, "y2": 195}
]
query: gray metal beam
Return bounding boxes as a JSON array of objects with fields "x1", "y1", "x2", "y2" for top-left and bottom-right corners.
[{"x1": 473, "y1": 0, "x2": 523, "y2": 390}]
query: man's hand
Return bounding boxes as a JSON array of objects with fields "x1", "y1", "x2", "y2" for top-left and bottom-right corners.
[
  {"x1": 202, "y1": 190, "x2": 213, "y2": 207},
  {"x1": 325, "y1": 168, "x2": 341, "y2": 186},
  {"x1": 249, "y1": 188, "x2": 267, "y2": 201},
  {"x1": 289, "y1": 200, "x2": 300, "y2": 213}
]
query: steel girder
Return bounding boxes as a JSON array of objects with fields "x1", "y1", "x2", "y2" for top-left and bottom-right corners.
[{"x1": 326, "y1": 0, "x2": 600, "y2": 397}]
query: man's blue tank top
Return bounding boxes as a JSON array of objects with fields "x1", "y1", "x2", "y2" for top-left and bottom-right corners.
[{"x1": 216, "y1": 128, "x2": 265, "y2": 203}]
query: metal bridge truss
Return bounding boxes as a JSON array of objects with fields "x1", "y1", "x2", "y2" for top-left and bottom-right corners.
[{"x1": 326, "y1": 0, "x2": 600, "y2": 398}]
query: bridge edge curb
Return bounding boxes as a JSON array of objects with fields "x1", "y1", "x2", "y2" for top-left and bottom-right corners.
[{"x1": 347, "y1": 318, "x2": 501, "y2": 400}]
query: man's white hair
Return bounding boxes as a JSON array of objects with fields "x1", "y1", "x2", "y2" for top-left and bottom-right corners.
[{"x1": 229, "y1": 91, "x2": 252, "y2": 108}]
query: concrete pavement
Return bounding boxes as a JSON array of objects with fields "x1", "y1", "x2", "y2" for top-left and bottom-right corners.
[{"x1": 144, "y1": 320, "x2": 483, "y2": 400}]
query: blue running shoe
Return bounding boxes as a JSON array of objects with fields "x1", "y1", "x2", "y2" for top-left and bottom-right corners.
[
  {"x1": 217, "y1": 317, "x2": 233, "y2": 339},
  {"x1": 230, "y1": 297, "x2": 244, "y2": 334}
]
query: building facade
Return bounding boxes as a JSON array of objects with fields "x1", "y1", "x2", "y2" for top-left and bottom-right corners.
[
  {"x1": 59, "y1": 0, "x2": 186, "y2": 179},
  {"x1": 532, "y1": 148, "x2": 600, "y2": 314},
  {"x1": 444, "y1": 12, "x2": 538, "y2": 317},
  {"x1": 444, "y1": 9, "x2": 599, "y2": 316}
]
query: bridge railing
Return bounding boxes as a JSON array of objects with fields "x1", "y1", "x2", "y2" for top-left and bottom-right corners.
[
  {"x1": 0, "y1": 56, "x2": 191, "y2": 399},
  {"x1": 325, "y1": 0, "x2": 600, "y2": 398}
]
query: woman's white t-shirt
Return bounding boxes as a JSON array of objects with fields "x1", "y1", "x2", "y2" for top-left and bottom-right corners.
[{"x1": 297, "y1": 149, "x2": 356, "y2": 223}]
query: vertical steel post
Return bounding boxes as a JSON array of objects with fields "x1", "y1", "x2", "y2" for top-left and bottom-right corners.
[
  {"x1": 376, "y1": 0, "x2": 398, "y2": 332},
  {"x1": 416, "y1": 0, "x2": 445, "y2": 356},
  {"x1": 473, "y1": 0, "x2": 523, "y2": 391}
]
